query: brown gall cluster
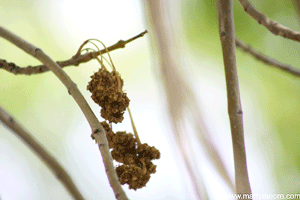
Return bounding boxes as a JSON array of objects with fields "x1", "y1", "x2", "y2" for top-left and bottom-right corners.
[
  {"x1": 101, "y1": 121, "x2": 160, "y2": 190},
  {"x1": 87, "y1": 67, "x2": 130, "y2": 123}
]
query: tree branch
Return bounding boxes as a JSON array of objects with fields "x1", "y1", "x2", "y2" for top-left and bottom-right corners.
[
  {"x1": 0, "y1": 106, "x2": 85, "y2": 200},
  {"x1": 239, "y1": 0, "x2": 300, "y2": 42},
  {"x1": 236, "y1": 38, "x2": 300, "y2": 77},
  {"x1": 0, "y1": 26, "x2": 128, "y2": 200},
  {"x1": 0, "y1": 30, "x2": 147, "y2": 75},
  {"x1": 218, "y1": 0, "x2": 252, "y2": 198}
]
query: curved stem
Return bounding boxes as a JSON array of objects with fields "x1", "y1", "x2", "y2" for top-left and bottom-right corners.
[
  {"x1": 0, "y1": 26, "x2": 128, "y2": 200},
  {"x1": 0, "y1": 30, "x2": 148, "y2": 75},
  {"x1": 0, "y1": 106, "x2": 85, "y2": 200},
  {"x1": 127, "y1": 107, "x2": 141, "y2": 146},
  {"x1": 239, "y1": 0, "x2": 300, "y2": 42},
  {"x1": 235, "y1": 38, "x2": 300, "y2": 77},
  {"x1": 88, "y1": 39, "x2": 122, "y2": 92},
  {"x1": 218, "y1": 0, "x2": 252, "y2": 198}
]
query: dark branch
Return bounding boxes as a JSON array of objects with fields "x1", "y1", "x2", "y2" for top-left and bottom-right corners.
[
  {"x1": 0, "y1": 30, "x2": 148, "y2": 75},
  {"x1": 239, "y1": 0, "x2": 300, "y2": 42},
  {"x1": 236, "y1": 38, "x2": 300, "y2": 77},
  {"x1": 0, "y1": 106, "x2": 85, "y2": 200}
]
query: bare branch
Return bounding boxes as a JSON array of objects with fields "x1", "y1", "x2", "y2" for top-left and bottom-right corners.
[
  {"x1": 236, "y1": 38, "x2": 300, "y2": 77},
  {"x1": 218, "y1": 0, "x2": 252, "y2": 197},
  {"x1": 0, "y1": 30, "x2": 148, "y2": 75},
  {"x1": 0, "y1": 26, "x2": 128, "y2": 200},
  {"x1": 239, "y1": 0, "x2": 300, "y2": 42},
  {"x1": 0, "y1": 106, "x2": 85, "y2": 200},
  {"x1": 146, "y1": 1, "x2": 234, "y2": 198}
]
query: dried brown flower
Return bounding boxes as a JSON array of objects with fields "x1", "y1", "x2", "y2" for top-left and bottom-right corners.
[
  {"x1": 95, "y1": 121, "x2": 161, "y2": 190},
  {"x1": 116, "y1": 164, "x2": 151, "y2": 190},
  {"x1": 87, "y1": 67, "x2": 130, "y2": 123},
  {"x1": 137, "y1": 143, "x2": 161, "y2": 160}
]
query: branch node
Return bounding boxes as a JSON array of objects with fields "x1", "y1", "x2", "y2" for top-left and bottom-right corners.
[
  {"x1": 68, "y1": 88, "x2": 72, "y2": 95},
  {"x1": 117, "y1": 40, "x2": 126, "y2": 48},
  {"x1": 99, "y1": 143, "x2": 105, "y2": 147}
]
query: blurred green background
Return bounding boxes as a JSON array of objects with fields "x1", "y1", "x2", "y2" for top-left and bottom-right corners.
[{"x1": 1, "y1": 0, "x2": 300, "y2": 199}]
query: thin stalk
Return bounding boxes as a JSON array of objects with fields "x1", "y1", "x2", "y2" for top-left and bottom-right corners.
[
  {"x1": 0, "y1": 106, "x2": 85, "y2": 200},
  {"x1": 218, "y1": 0, "x2": 252, "y2": 198},
  {"x1": 0, "y1": 26, "x2": 128, "y2": 200},
  {"x1": 127, "y1": 107, "x2": 141, "y2": 146}
]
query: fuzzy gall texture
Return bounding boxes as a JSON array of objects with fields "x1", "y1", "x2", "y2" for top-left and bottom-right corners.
[
  {"x1": 137, "y1": 143, "x2": 161, "y2": 160},
  {"x1": 87, "y1": 67, "x2": 130, "y2": 123},
  {"x1": 116, "y1": 164, "x2": 151, "y2": 190},
  {"x1": 98, "y1": 121, "x2": 161, "y2": 190}
]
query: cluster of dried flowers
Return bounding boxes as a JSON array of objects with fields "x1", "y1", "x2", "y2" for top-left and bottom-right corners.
[
  {"x1": 101, "y1": 121, "x2": 160, "y2": 190},
  {"x1": 87, "y1": 67, "x2": 129, "y2": 123},
  {"x1": 87, "y1": 52, "x2": 160, "y2": 189}
]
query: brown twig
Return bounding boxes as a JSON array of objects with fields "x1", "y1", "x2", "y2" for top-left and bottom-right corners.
[
  {"x1": 146, "y1": 0, "x2": 234, "y2": 199},
  {"x1": 218, "y1": 0, "x2": 252, "y2": 198},
  {"x1": 236, "y1": 38, "x2": 300, "y2": 77},
  {"x1": 238, "y1": 0, "x2": 300, "y2": 42},
  {"x1": 127, "y1": 107, "x2": 141, "y2": 146},
  {"x1": 0, "y1": 106, "x2": 85, "y2": 200},
  {"x1": 0, "y1": 26, "x2": 128, "y2": 200},
  {"x1": 0, "y1": 30, "x2": 148, "y2": 75}
]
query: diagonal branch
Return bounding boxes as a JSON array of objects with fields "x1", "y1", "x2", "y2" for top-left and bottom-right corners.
[
  {"x1": 0, "y1": 106, "x2": 85, "y2": 200},
  {"x1": 236, "y1": 38, "x2": 300, "y2": 77},
  {"x1": 239, "y1": 0, "x2": 300, "y2": 42},
  {"x1": 0, "y1": 30, "x2": 147, "y2": 75},
  {"x1": 218, "y1": 0, "x2": 252, "y2": 198},
  {"x1": 0, "y1": 26, "x2": 128, "y2": 200}
]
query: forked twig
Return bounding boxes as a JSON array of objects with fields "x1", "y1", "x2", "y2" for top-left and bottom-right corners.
[
  {"x1": 0, "y1": 30, "x2": 147, "y2": 75},
  {"x1": 218, "y1": 0, "x2": 252, "y2": 197},
  {"x1": 239, "y1": 0, "x2": 300, "y2": 42},
  {"x1": 0, "y1": 106, "x2": 85, "y2": 200},
  {"x1": 0, "y1": 26, "x2": 128, "y2": 200},
  {"x1": 236, "y1": 38, "x2": 300, "y2": 77}
]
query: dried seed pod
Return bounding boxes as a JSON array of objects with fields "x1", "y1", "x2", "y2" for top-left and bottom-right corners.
[
  {"x1": 100, "y1": 91, "x2": 130, "y2": 123},
  {"x1": 110, "y1": 131, "x2": 137, "y2": 157},
  {"x1": 116, "y1": 164, "x2": 151, "y2": 190},
  {"x1": 111, "y1": 151, "x2": 136, "y2": 165},
  {"x1": 113, "y1": 132, "x2": 136, "y2": 147},
  {"x1": 137, "y1": 143, "x2": 161, "y2": 160},
  {"x1": 87, "y1": 67, "x2": 129, "y2": 123},
  {"x1": 94, "y1": 120, "x2": 160, "y2": 190},
  {"x1": 100, "y1": 121, "x2": 115, "y2": 148}
]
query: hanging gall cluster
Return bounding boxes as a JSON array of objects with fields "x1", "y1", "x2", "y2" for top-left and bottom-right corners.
[
  {"x1": 84, "y1": 39, "x2": 160, "y2": 190},
  {"x1": 100, "y1": 121, "x2": 161, "y2": 190},
  {"x1": 87, "y1": 67, "x2": 130, "y2": 123}
]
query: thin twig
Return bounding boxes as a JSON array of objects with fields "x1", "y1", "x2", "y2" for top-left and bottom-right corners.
[
  {"x1": 146, "y1": 1, "x2": 233, "y2": 199},
  {"x1": 0, "y1": 106, "x2": 85, "y2": 200},
  {"x1": 0, "y1": 30, "x2": 148, "y2": 75},
  {"x1": 0, "y1": 26, "x2": 128, "y2": 200},
  {"x1": 127, "y1": 107, "x2": 141, "y2": 146},
  {"x1": 218, "y1": 0, "x2": 252, "y2": 198},
  {"x1": 236, "y1": 38, "x2": 300, "y2": 77},
  {"x1": 239, "y1": 0, "x2": 300, "y2": 42}
]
